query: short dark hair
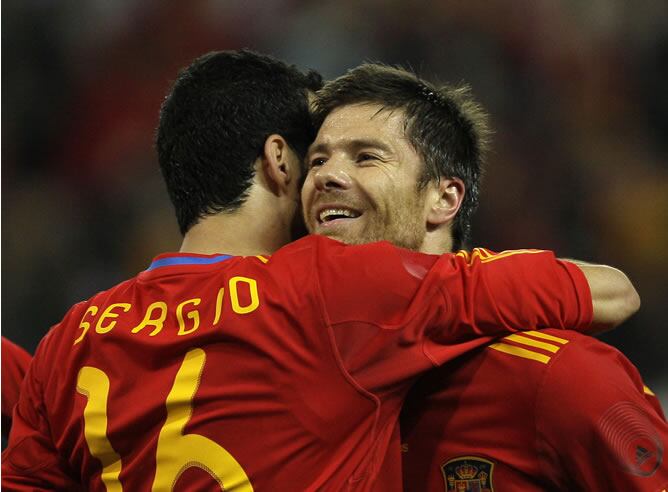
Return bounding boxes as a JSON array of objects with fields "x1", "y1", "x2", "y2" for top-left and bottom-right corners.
[
  {"x1": 312, "y1": 63, "x2": 489, "y2": 251},
  {"x1": 157, "y1": 49, "x2": 323, "y2": 235}
]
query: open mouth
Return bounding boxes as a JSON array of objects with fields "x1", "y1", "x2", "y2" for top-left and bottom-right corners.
[{"x1": 317, "y1": 207, "x2": 362, "y2": 224}]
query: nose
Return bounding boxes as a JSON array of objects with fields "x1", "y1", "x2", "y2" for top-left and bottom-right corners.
[{"x1": 313, "y1": 159, "x2": 353, "y2": 192}]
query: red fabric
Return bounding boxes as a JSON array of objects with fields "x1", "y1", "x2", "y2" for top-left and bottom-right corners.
[
  {"x1": 2, "y1": 236, "x2": 592, "y2": 491},
  {"x1": 1, "y1": 337, "x2": 32, "y2": 433},
  {"x1": 399, "y1": 329, "x2": 668, "y2": 491}
]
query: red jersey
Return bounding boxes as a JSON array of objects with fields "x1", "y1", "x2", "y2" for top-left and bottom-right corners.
[
  {"x1": 400, "y1": 329, "x2": 668, "y2": 491},
  {"x1": 1, "y1": 337, "x2": 32, "y2": 439},
  {"x1": 2, "y1": 237, "x2": 593, "y2": 491}
]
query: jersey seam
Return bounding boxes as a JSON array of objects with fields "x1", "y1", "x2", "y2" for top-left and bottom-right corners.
[
  {"x1": 311, "y1": 241, "x2": 382, "y2": 484},
  {"x1": 422, "y1": 281, "x2": 454, "y2": 366}
]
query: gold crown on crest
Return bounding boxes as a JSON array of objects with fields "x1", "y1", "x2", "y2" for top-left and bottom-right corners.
[{"x1": 455, "y1": 463, "x2": 478, "y2": 479}]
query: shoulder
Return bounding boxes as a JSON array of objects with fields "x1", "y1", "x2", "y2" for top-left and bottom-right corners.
[
  {"x1": 292, "y1": 235, "x2": 441, "y2": 285},
  {"x1": 485, "y1": 329, "x2": 630, "y2": 374},
  {"x1": 534, "y1": 330, "x2": 653, "y2": 427},
  {"x1": 280, "y1": 235, "x2": 440, "y2": 269},
  {"x1": 295, "y1": 237, "x2": 444, "y2": 325},
  {"x1": 485, "y1": 329, "x2": 634, "y2": 374},
  {"x1": 31, "y1": 276, "x2": 139, "y2": 360},
  {"x1": 485, "y1": 328, "x2": 575, "y2": 368},
  {"x1": 541, "y1": 330, "x2": 641, "y2": 389},
  {"x1": 480, "y1": 329, "x2": 647, "y2": 417}
]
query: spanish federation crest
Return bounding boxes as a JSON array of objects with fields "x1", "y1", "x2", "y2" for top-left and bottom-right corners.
[{"x1": 441, "y1": 456, "x2": 495, "y2": 491}]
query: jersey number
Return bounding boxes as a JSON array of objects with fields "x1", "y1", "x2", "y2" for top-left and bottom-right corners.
[{"x1": 76, "y1": 348, "x2": 253, "y2": 491}]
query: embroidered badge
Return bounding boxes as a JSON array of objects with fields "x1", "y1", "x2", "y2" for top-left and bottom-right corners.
[{"x1": 441, "y1": 456, "x2": 495, "y2": 491}]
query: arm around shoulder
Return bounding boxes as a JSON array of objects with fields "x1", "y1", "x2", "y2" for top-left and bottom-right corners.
[{"x1": 564, "y1": 260, "x2": 640, "y2": 332}]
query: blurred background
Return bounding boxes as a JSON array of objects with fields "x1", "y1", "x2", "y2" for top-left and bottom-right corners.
[{"x1": 2, "y1": 0, "x2": 667, "y2": 407}]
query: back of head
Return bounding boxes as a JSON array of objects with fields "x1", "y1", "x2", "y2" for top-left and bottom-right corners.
[
  {"x1": 157, "y1": 49, "x2": 323, "y2": 235},
  {"x1": 312, "y1": 63, "x2": 490, "y2": 251}
]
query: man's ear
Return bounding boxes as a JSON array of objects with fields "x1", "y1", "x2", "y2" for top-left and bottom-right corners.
[
  {"x1": 262, "y1": 134, "x2": 295, "y2": 195},
  {"x1": 426, "y1": 177, "x2": 465, "y2": 227}
]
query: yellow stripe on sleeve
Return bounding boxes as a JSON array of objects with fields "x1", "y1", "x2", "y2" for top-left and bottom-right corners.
[
  {"x1": 523, "y1": 330, "x2": 570, "y2": 345},
  {"x1": 455, "y1": 250, "x2": 470, "y2": 261},
  {"x1": 479, "y1": 249, "x2": 545, "y2": 263},
  {"x1": 643, "y1": 385, "x2": 656, "y2": 396},
  {"x1": 503, "y1": 334, "x2": 561, "y2": 353},
  {"x1": 489, "y1": 342, "x2": 551, "y2": 364},
  {"x1": 255, "y1": 255, "x2": 269, "y2": 264},
  {"x1": 472, "y1": 248, "x2": 491, "y2": 260}
]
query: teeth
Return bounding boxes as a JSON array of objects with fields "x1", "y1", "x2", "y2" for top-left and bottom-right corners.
[{"x1": 319, "y1": 208, "x2": 360, "y2": 222}]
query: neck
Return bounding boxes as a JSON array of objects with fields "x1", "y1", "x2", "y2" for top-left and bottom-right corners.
[
  {"x1": 419, "y1": 229, "x2": 454, "y2": 255},
  {"x1": 179, "y1": 194, "x2": 295, "y2": 257}
]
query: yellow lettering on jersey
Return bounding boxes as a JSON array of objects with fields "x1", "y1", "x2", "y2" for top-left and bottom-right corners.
[
  {"x1": 131, "y1": 301, "x2": 167, "y2": 336},
  {"x1": 74, "y1": 306, "x2": 99, "y2": 345},
  {"x1": 96, "y1": 303, "x2": 132, "y2": 334},
  {"x1": 77, "y1": 367, "x2": 123, "y2": 492},
  {"x1": 176, "y1": 298, "x2": 201, "y2": 336},
  {"x1": 229, "y1": 277, "x2": 259, "y2": 315},
  {"x1": 152, "y1": 349, "x2": 253, "y2": 491},
  {"x1": 213, "y1": 287, "x2": 225, "y2": 326}
]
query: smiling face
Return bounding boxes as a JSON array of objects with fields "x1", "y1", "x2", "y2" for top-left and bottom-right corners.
[{"x1": 301, "y1": 103, "x2": 433, "y2": 250}]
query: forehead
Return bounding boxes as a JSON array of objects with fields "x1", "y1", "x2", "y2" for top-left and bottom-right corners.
[{"x1": 315, "y1": 103, "x2": 407, "y2": 145}]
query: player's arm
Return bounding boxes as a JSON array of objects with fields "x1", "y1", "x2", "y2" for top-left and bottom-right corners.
[
  {"x1": 536, "y1": 337, "x2": 667, "y2": 491},
  {"x1": 563, "y1": 259, "x2": 640, "y2": 332},
  {"x1": 317, "y1": 240, "x2": 600, "y2": 339},
  {"x1": 315, "y1": 240, "x2": 600, "y2": 373},
  {"x1": 437, "y1": 248, "x2": 598, "y2": 337},
  {"x1": 2, "y1": 337, "x2": 33, "y2": 444},
  {"x1": 443, "y1": 249, "x2": 639, "y2": 336},
  {"x1": 2, "y1": 339, "x2": 81, "y2": 491}
]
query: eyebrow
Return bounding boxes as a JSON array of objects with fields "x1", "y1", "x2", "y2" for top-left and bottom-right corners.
[{"x1": 308, "y1": 138, "x2": 393, "y2": 156}]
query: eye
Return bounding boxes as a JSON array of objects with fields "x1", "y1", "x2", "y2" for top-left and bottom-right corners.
[
  {"x1": 357, "y1": 153, "x2": 378, "y2": 163},
  {"x1": 309, "y1": 157, "x2": 327, "y2": 168}
]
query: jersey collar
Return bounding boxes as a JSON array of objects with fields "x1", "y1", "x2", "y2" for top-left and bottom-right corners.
[{"x1": 146, "y1": 253, "x2": 233, "y2": 271}]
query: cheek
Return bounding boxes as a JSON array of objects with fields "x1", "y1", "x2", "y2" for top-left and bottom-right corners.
[
  {"x1": 362, "y1": 171, "x2": 394, "y2": 203},
  {"x1": 389, "y1": 186, "x2": 421, "y2": 220}
]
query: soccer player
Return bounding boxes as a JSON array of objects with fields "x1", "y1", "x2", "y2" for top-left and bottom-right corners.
[
  {"x1": 2, "y1": 50, "x2": 637, "y2": 492},
  {"x1": 301, "y1": 63, "x2": 667, "y2": 491},
  {"x1": 1, "y1": 337, "x2": 32, "y2": 447}
]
